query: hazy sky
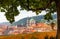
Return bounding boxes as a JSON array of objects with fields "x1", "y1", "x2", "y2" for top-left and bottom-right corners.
[{"x1": 0, "y1": 10, "x2": 47, "y2": 23}]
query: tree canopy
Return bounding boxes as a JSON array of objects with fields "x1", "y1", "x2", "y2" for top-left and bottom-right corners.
[{"x1": 0, "y1": 0, "x2": 57, "y2": 23}]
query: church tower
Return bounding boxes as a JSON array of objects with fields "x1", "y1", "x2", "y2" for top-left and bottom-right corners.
[
  {"x1": 26, "y1": 17, "x2": 29, "y2": 27},
  {"x1": 29, "y1": 18, "x2": 36, "y2": 26}
]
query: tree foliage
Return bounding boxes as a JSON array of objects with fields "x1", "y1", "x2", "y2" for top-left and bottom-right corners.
[{"x1": 0, "y1": 0, "x2": 57, "y2": 23}]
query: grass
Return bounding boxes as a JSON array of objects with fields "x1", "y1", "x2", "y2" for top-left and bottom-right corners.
[{"x1": 0, "y1": 31, "x2": 56, "y2": 39}]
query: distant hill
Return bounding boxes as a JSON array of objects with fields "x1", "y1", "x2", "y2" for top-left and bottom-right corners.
[
  {"x1": 12, "y1": 14, "x2": 57, "y2": 26},
  {"x1": 0, "y1": 14, "x2": 57, "y2": 26},
  {"x1": 0, "y1": 22, "x2": 11, "y2": 26}
]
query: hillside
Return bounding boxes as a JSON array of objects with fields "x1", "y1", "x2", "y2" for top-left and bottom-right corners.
[{"x1": 12, "y1": 14, "x2": 57, "y2": 26}]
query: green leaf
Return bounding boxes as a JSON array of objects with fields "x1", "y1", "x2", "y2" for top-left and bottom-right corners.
[
  {"x1": 44, "y1": 13, "x2": 53, "y2": 21},
  {"x1": 1, "y1": 9, "x2": 5, "y2": 12}
]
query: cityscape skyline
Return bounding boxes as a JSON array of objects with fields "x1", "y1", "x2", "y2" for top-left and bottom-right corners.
[{"x1": 0, "y1": 18, "x2": 57, "y2": 35}]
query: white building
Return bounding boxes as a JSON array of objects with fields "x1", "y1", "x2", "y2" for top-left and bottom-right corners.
[
  {"x1": 26, "y1": 17, "x2": 36, "y2": 27},
  {"x1": 29, "y1": 18, "x2": 36, "y2": 26}
]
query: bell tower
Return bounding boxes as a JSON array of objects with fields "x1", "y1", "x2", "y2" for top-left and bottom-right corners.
[{"x1": 26, "y1": 17, "x2": 29, "y2": 27}]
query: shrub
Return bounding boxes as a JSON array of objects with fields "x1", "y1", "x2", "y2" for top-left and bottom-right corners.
[
  {"x1": 50, "y1": 36, "x2": 56, "y2": 39},
  {"x1": 31, "y1": 36, "x2": 38, "y2": 39},
  {"x1": 45, "y1": 35, "x2": 49, "y2": 39},
  {"x1": 21, "y1": 36, "x2": 24, "y2": 39}
]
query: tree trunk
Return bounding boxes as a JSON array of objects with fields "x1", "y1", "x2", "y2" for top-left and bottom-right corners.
[{"x1": 55, "y1": 0, "x2": 60, "y2": 39}]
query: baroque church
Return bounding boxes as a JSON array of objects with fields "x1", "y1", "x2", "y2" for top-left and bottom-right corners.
[{"x1": 26, "y1": 17, "x2": 36, "y2": 27}]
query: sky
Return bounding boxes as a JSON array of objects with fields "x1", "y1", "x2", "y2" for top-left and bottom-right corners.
[
  {"x1": 0, "y1": 10, "x2": 47, "y2": 23},
  {"x1": 0, "y1": 6, "x2": 57, "y2": 23}
]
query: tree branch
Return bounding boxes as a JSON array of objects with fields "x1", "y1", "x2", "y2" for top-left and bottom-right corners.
[
  {"x1": 26, "y1": 0, "x2": 54, "y2": 10},
  {"x1": 29, "y1": 8, "x2": 46, "y2": 10}
]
